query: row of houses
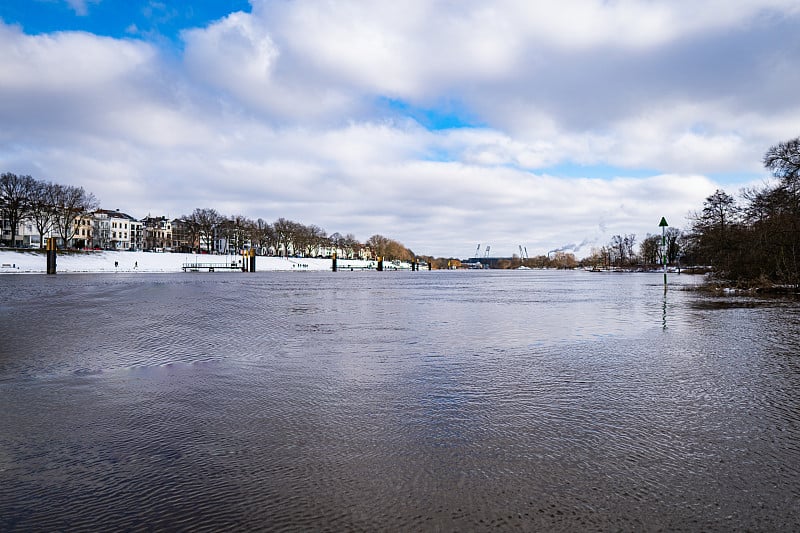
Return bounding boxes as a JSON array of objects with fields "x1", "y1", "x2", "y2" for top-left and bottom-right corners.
[
  {"x1": 1, "y1": 209, "x2": 176, "y2": 252},
  {"x1": 1, "y1": 209, "x2": 371, "y2": 258}
]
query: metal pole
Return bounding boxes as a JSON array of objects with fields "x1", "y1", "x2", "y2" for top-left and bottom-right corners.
[
  {"x1": 662, "y1": 224, "x2": 666, "y2": 286},
  {"x1": 659, "y1": 217, "x2": 669, "y2": 290}
]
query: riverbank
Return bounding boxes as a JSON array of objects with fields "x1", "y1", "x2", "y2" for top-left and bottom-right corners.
[{"x1": 0, "y1": 250, "x2": 407, "y2": 274}]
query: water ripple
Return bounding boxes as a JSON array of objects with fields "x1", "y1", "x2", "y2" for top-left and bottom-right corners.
[{"x1": 1, "y1": 272, "x2": 799, "y2": 530}]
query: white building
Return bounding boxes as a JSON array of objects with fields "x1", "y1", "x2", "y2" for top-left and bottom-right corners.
[{"x1": 90, "y1": 209, "x2": 139, "y2": 250}]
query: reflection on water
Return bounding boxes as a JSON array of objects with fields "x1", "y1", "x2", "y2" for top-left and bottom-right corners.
[{"x1": 1, "y1": 270, "x2": 799, "y2": 531}]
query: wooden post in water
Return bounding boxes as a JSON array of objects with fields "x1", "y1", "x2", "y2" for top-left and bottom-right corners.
[
  {"x1": 46, "y1": 237, "x2": 57, "y2": 275},
  {"x1": 249, "y1": 249, "x2": 256, "y2": 272},
  {"x1": 377, "y1": 256, "x2": 383, "y2": 271},
  {"x1": 331, "y1": 252, "x2": 337, "y2": 272}
]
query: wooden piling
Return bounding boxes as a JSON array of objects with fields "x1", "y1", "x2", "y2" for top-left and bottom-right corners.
[
  {"x1": 46, "y1": 237, "x2": 57, "y2": 275},
  {"x1": 377, "y1": 256, "x2": 383, "y2": 271},
  {"x1": 249, "y1": 249, "x2": 256, "y2": 272},
  {"x1": 332, "y1": 252, "x2": 337, "y2": 272}
]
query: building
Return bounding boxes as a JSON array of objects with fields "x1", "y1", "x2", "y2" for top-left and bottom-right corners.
[
  {"x1": 141, "y1": 216, "x2": 172, "y2": 251},
  {"x1": 72, "y1": 214, "x2": 94, "y2": 248},
  {"x1": 171, "y1": 218, "x2": 195, "y2": 253},
  {"x1": 91, "y1": 211, "x2": 111, "y2": 249},
  {"x1": 97, "y1": 209, "x2": 139, "y2": 250},
  {"x1": 0, "y1": 216, "x2": 43, "y2": 248}
]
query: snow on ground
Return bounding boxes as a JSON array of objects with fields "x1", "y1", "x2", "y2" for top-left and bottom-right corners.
[{"x1": 0, "y1": 250, "x2": 399, "y2": 274}]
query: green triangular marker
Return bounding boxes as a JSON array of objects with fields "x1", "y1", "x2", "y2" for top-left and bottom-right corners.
[{"x1": 659, "y1": 217, "x2": 669, "y2": 227}]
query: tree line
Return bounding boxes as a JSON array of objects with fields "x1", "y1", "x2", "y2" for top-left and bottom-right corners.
[
  {"x1": 0, "y1": 173, "x2": 416, "y2": 260},
  {"x1": 0, "y1": 173, "x2": 98, "y2": 250},
  {"x1": 576, "y1": 135, "x2": 800, "y2": 287},
  {"x1": 578, "y1": 229, "x2": 683, "y2": 271},
  {"x1": 178, "y1": 207, "x2": 416, "y2": 260},
  {"x1": 683, "y1": 136, "x2": 800, "y2": 288}
]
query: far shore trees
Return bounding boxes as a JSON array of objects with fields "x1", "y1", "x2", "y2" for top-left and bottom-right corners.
[
  {"x1": 366, "y1": 234, "x2": 414, "y2": 261},
  {"x1": 0, "y1": 172, "x2": 36, "y2": 247},
  {"x1": 51, "y1": 184, "x2": 98, "y2": 249},
  {"x1": 273, "y1": 217, "x2": 299, "y2": 257},
  {"x1": 178, "y1": 212, "x2": 202, "y2": 253},
  {"x1": 28, "y1": 180, "x2": 58, "y2": 248},
  {"x1": 640, "y1": 235, "x2": 661, "y2": 268},
  {"x1": 2, "y1": 170, "x2": 416, "y2": 257},
  {"x1": 191, "y1": 208, "x2": 223, "y2": 253},
  {"x1": 296, "y1": 224, "x2": 327, "y2": 257}
]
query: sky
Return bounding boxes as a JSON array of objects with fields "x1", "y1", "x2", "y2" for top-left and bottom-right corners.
[{"x1": 1, "y1": 1, "x2": 799, "y2": 258}]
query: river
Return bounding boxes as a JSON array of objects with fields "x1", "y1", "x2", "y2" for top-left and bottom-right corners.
[{"x1": 1, "y1": 270, "x2": 798, "y2": 531}]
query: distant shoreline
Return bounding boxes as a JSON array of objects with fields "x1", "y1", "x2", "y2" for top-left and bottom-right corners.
[{"x1": 0, "y1": 249, "x2": 403, "y2": 274}]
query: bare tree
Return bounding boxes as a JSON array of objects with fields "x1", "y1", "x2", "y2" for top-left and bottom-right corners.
[
  {"x1": 192, "y1": 208, "x2": 223, "y2": 253},
  {"x1": 0, "y1": 172, "x2": 35, "y2": 247},
  {"x1": 328, "y1": 232, "x2": 343, "y2": 256},
  {"x1": 342, "y1": 233, "x2": 360, "y2": 258},
  {"x1": 664, "y1": 227, "x2": 682, "y2": 264},
  {"x1": 273, "y1": 218, "x2": 301, "y2": 257},
  {"x1": 763, "y1": 136, "x2": 800, "y2": 193},
  {"x1": 52, "y1": 184, "x2": 98, "y2": 248},
  {"x1": 610, "y1": 235, "x2": 625, "y2": 266},
  {"x1": 234, "y1": 215, "x2": 255, "y2": 252},
  {"x1": 692, "y1": 189, "x2": 740, "y2": 262},
  {"x1": 28, "y1": 180, "x2": 58, "y2": 248},
  {"x1": 366, "y1": 234, "x2": 391, "y2": 258},
  {"x1": 296, "y1": 224, "x2": 327, "y2": 257},
  {"x1": 366, "y1": 234, "x2": 412, "y2": 260},
  {"x1": 640, "y1": 234, "x2": 662, "y2": 268},
  {"x1": 253, "y1": 218, "x2": 276, "y2": 255}
]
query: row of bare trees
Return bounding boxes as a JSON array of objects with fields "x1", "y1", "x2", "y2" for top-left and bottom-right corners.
[
  {"x1": 0, "y1": 173, "x2": 98, "y2": 248},
  {"x1": 178, "y1": 208, "x2": 415, "y2": 260},
  {"x1": 579, "y1": 229, "x2": 683, "y2": 270},
  {"x1": 0, "y1": 172, "x2": 415, "y2": 259},
  {"x1": 684, "y1": 136, "x2": 800, "y2": 287}
]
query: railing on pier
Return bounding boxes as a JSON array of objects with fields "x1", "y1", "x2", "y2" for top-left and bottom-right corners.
[{"x1": 182, "y1": 262, "x2": 242, "y2": 272}]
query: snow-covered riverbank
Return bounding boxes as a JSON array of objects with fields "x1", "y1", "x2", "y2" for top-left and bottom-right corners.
[{"x1": 0, "y1": 250, "x2": 402, "y2": 274}]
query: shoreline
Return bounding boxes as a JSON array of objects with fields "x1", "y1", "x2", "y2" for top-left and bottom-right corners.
[{"x1": 0, "y1": 249, "x2": 403, "y2": 274}]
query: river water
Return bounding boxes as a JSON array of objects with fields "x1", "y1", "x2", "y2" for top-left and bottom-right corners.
[{"x1": 1, "y1": 270, "x2": 798, "y2": 531}]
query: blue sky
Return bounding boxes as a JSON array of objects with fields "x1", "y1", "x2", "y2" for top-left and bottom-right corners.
[
  {"x1": 1, "y1": 0, "x2": 798, "y2": 257},
  {"x1": 0, "y1": 1, "x2": 250, "y2": 40}
]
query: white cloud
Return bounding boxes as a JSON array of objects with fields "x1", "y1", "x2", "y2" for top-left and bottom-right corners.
[
  {"x1": 2, "y1": 1, "x2": 799, "y2": 256},
  {"x1": 0, "y1": 24, "x2": 152, "y2": 89},
  {"x1": 65, "y1": 0, "x2": 97, "y2": 17}
]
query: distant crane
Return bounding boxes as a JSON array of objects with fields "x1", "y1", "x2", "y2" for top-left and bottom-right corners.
[
  {"x1": 484, "y1": 245, "x2": 491, "y2": 258},
  {"x1": 475, "y1": 244, "x2": 481, "y2": 258}
]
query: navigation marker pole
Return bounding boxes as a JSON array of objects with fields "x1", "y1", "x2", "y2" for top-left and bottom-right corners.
[{"x1": 659, "y1": 217, "x2": 669, "y2": 289}]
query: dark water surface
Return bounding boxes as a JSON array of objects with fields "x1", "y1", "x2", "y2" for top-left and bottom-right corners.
[{"x1": 1, "y1": 270, "x2": 799, "y2": 531}]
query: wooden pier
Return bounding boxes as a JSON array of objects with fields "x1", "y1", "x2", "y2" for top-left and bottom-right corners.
[{"x1": 182, "y1": 262, "x2": 242, "y2": 272}]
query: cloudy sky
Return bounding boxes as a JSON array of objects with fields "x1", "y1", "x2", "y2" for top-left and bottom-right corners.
[{"x1": 1, "y1": 1, "x2": 799, "y2": 257}]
